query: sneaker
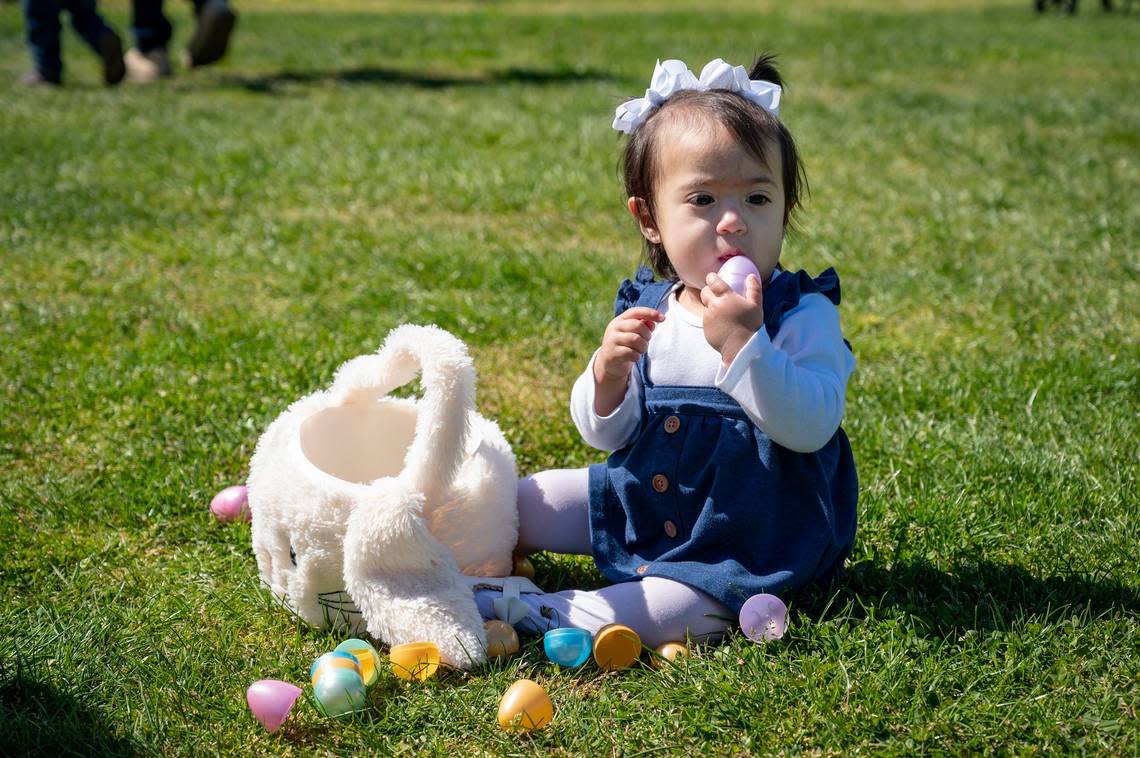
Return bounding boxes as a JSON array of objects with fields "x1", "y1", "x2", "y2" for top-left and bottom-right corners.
[
  {"x1": 98, "y1": 31, "x2": 125, "y2": 86},
  {"x1": 124, "y1": 46, "x2": 172, "y2": 84},
  {"x1": 185, "y1": 0, "x2": 237, "y2": 68},
  {"x1": 20, "y1": 70, "x2": 61, "y2": 87}
]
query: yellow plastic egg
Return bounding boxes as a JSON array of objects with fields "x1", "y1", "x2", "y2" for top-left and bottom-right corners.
[
  {"x1": 388, "y1": 641, "x2": 440, "y2": 681},
  {"x1": 592, "y1": 624, "x2": 642, "y2": 671},
  {"x1": 652, "y1": 642, "x2": 689, "y2": 668},
  {"x1": 483, "y1": 620, "x2": 520, "y2": 659},
  {"x1": 497, "y1": 679, "x2": 553, "y2": 732},
  {"x1": 334, "y1": 638, "x2": 382, "y2": 686},
  {"x1": 512, "y1": 554, "x2": 536, "y2": 580}
]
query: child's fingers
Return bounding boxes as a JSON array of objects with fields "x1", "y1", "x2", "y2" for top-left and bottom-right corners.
[
  {"x1": 620, "y1": 307, "x2": 665, "y2": 324},
  {"x1": 610, "y1": 330, "x2": 651, "y2": 356},
  {"x1": 744, "y1": 274, "x2": 762, "y2": 304},
  {"x1": 616, "y1": 308, "x2": 662, "y2": 340},
  {"x1": 699, "y1": 285, "x2": 713, "y2": 308},
  {"x1": 705, "y1": 272, "x2": 731, "y2": 296},
  {"x1": 609, "y1": 347, "x2": 642, "y2": 366}
]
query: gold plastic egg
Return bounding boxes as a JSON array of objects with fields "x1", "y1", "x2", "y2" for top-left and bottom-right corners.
[
  {"x1": 497, "y1": 679, "x2": 553, "y2": 732},
  {"x1": 652, "y1": 642, "x2": 689, "y2": 668},
  {"x1": 483, "y1": 620, "x2": 520, "y2": 659},
  {"x1": 388, "y1": 641, "x2": 440, "y2": 681},
  {"x1": 512, "y1": 554, "x2": 536, "y2": 580},
  {"x1": 592, "y1": 623, "x2": 641, "y2": 671}
]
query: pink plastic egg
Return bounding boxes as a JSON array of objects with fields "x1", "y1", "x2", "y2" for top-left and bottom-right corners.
[
  {"x1": 738, "y1": 593, "x2": 788, "y2": 642},
  {"x1": 246, "y1": 679, "x2": 302, "y2": 733},
  {"x1": 717, "y1": 256, "x2": 761, "y2": 295},
  {"x1": 210, "y1": 485, "x2": 250, "y2": 522}
]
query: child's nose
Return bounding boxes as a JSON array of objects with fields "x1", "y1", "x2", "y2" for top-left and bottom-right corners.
[{"x1": 717, "y1": 206, "x2": 746, "y2": 235}]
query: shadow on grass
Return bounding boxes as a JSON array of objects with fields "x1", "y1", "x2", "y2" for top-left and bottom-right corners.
[
  {"x1": 221, "y1": 64, "x2": 614, "y2": 95},
  {"x1": 801, "y1": 558, "x2": 1140, "y2": 634},
  {"x1": 0, "y1": 676, "x2": 140, "y2": 757}
]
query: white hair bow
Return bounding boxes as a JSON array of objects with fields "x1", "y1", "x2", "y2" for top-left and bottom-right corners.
[{"x1": 612, "y1": 58, "x2": 782, "y2": 135}]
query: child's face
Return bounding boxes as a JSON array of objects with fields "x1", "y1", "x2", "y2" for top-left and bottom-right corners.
[{"x1": 631, "y1": 119, "x2": 786, "y2": 292}]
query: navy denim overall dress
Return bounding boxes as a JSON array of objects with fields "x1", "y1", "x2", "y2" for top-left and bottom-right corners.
[{"x1": 587, "y1": 267, "x2": 858, "y2": 612}]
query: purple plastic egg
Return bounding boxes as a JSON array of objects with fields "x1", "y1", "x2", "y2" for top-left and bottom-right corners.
[
  {"x1": 738, "y1": 593, "x2": 788, "y2": 642},
  {"x1": 210, "y1": 485, "x2": 250, "y2": 522},
  {"x1": 717, "y1": 256, "x2": 761, "y2": 295},
  {"x1": 246, "y1": 679, "x2": 302, "y2": 733}
]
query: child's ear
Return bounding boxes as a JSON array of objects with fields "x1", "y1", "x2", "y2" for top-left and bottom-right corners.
[{"x1": 627, "y1": 197, "x2": 662, "y2": 245}]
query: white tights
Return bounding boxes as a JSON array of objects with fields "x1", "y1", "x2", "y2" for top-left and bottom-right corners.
[{"x1": 475, "y1": 468, "x2": 732, "y2": 648}]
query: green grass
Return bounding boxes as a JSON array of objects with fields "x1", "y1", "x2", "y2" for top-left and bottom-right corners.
[{"x1": 1, "y1": 0, "x2": 1137, "y2": 753}]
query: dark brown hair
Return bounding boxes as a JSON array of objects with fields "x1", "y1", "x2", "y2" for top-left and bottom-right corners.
[{"x1": 622, "y1": 54, "x2": 806, "y2": 280}]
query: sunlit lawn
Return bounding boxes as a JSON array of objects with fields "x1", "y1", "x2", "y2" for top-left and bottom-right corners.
[{"x1": 1, "y1": 0, "x2": 1137, "y2": 753}]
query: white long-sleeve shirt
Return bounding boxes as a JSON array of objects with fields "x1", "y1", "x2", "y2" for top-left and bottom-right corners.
[{"x1": 571, "y1": 273, "x2": 855, "y2": 454}]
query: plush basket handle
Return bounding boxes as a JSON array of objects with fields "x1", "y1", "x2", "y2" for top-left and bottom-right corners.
[{"x1": 331, "y1": 324, "x2": 475, "y2": 503}]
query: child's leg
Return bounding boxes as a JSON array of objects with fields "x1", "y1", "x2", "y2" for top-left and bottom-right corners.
[
  {"x1": 497, "y1": 468, "x2": 732, "y2": 647},
  {"x1": 516, "y1": 467, "x2": 592, "y2": 556},
  {"x1": 21, "y1": 0, "x2": 64, "y2": 82},
  {"x1": 477, "y1": 576, "x2": 732, "y2": 649}
]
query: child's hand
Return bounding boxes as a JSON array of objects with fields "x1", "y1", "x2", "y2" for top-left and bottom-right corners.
[
  {"x1": 701, "y1": 272, "x2": 763, "y2": 366},
  {"x1": 593, "y1": 307, "x2": 665, "y2": 415}
]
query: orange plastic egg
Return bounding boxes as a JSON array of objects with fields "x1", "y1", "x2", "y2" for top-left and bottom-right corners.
[
  {"x1": 483, "y1": 620, "x2": 520, "y2": 658},
  {"x1": 497, "y1": 679, "x2": 553, "y2": 732},
  {"x1": 652, "y1": 642, "x2": 689, "y2": 668}
]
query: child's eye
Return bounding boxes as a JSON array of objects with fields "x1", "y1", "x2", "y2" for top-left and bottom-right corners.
[
  {"x1": 747, "y1": 193, "x2": 771, "y2": 205},
  {"x1": 689, "y1": 193, "x2": 715, "y2": 206}
]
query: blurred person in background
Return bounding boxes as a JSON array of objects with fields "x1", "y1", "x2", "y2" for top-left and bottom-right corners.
[
  {"x1": 19, "y1": 0, "x2": 125, "y2": 86},
  {"x1": 124, "y1": 0, "x2": 236, "y2": 82}
]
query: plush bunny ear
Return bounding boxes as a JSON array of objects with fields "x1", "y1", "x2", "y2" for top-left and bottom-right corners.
[
  {"x1": 341, "y1": 482, "x2": 488, "y2": 669},
  {"x1": 332, "y1": 324, "x2": 476, "y2": 507}
]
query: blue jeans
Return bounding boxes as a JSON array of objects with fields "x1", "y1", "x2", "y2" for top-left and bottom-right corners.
[
  {"x1": 22, "y1": 0, "x2": 114, "y2": 81},
  {"x1": 131, "y1": 0, "x2": 210, "y2": 52}
]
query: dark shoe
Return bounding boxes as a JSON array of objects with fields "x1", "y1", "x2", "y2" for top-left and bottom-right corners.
[
  {"x1": 20, "y1": 70, "x2": 61, "y2": 87},
  {"x1": 99, "y1": 31, "x2": 126, "y2": 86},
  {"x1": 185, "y1": 0, "x2": 237, "y2": 68}
]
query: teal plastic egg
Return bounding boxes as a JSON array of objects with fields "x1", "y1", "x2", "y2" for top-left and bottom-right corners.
[
  {"x1": 334, "y1": 638, "x2": 381, "y2": 686},
  {"x1": 312, "y1": 667, "x2": 367, "y2": 718},
  {"x1": 543, "y1": 627, "x2": 592, "y2": 668}
]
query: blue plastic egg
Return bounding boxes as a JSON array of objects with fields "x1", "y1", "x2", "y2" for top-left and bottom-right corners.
[
  {"x1": 543, "y1": 627, "x2": 592, "y2": 668},
  {"x1": 312, "y1": 667, "x2": 367, "y2": 718},
  {"x1": 309, "y1": 650, "x2": 361, "y2": 687}
]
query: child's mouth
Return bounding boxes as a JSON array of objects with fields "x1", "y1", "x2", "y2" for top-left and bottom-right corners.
[{"x1": 717, "y1": 251, "x2": 744, "y2": 263}]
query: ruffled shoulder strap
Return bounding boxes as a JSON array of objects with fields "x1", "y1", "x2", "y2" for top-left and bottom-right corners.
[
  {"x1": 762, "y1": 267, "x2": 843, "y2": 339},
  {"x1": 613, "y1": 266, "x2": 675, "y2": 316}
]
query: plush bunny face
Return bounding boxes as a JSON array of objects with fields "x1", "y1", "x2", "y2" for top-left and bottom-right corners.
[{"x1": 248, "y1": 392, "x2": 368, "y2": 632}]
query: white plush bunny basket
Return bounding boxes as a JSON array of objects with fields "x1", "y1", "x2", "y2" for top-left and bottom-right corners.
[{"x1": 247, "y1": 324, "x2": 518, "y2": 669}]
